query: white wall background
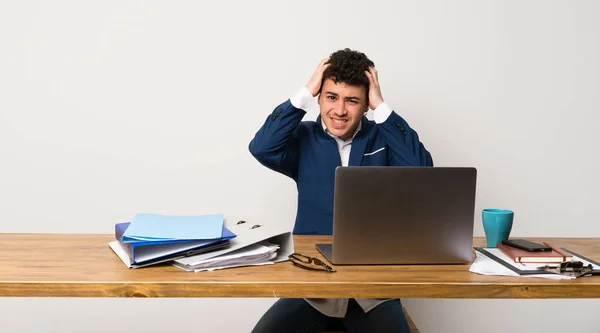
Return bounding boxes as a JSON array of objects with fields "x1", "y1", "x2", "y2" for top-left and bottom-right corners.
[{"x1": 1, "y1": 0, "x2": 599, "y2": 332}]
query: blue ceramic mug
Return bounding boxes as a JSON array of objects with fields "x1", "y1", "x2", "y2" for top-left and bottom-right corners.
[{"x1": 482, "y1": 209, "x2": 514, "y2": 248}]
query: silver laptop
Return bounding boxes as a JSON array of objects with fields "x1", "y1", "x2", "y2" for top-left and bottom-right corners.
[{"x1": 316, "y1": 166, "x2": 477, "y2": 265}]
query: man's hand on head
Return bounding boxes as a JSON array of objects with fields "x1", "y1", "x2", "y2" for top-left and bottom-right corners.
[
  {"x1": 365, "y1": 66, "x2": 384, "y2": 110},
  {"x1": 306, "y1": 57, "x2": 331, "y2": 97}
]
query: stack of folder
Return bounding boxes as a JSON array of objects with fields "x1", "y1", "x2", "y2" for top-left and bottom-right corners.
[
  {"x1": 108, "y1": 213, "x2": 295, "y2": 271},
  {"x1": 108, "y1": 213, "x2": 237, "y2": 268}
]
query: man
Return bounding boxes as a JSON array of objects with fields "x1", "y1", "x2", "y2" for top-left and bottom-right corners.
[{"x1": 249, "y1": 48, "x2": 433, "y2": 332}]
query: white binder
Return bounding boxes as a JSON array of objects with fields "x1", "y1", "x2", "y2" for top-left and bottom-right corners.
[{"x1": 172, "y1": 216, "x2": 294, "y2": 270}]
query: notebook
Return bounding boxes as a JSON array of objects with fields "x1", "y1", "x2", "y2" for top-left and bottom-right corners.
[{"x1": 497, "y1": 242, "x2": 573, "y2": 263}]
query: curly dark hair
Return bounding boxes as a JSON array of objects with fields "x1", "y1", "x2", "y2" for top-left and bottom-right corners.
[{"x1": 321, "y1": 48, "x2": 375, "y2": 97}]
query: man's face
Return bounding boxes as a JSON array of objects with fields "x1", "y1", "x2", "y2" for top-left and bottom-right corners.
[{"x1": 318, "y1": 78, "x2": 368, "y2": 141}]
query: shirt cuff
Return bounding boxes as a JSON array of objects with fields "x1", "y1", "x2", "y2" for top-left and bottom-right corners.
[
  {"x1": 290, "y1": 86, "x2": 315, "y2": 111},
  {"x1": 373, "y1": 101, "x2": 393, "y2": 124}
]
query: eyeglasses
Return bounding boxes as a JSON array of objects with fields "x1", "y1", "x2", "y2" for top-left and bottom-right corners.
[{"x1": 288, "y1": 253, "x2": 336, "y2": 272}]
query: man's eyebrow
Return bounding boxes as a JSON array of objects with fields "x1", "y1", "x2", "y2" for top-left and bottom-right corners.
[{"x1": 324, "y1": 92, "x2": 360, "y2": 101}]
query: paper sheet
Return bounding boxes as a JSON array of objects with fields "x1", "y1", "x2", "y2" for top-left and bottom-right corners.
[
  {"x1": 173, "y1": 254, "x2": 277, "y2": 272},
  {"x1": 173, "y1": 241, "x2": 280, "y2": 272}
]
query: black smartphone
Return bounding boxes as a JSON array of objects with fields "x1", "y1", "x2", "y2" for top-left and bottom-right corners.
[{"x1": 501, "y1": 239, "x2": 552, "y2": 252}]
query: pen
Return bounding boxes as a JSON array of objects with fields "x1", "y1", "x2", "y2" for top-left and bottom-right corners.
[{"x1": 537, "y1": 264, "x2": 561, "y2": 269}]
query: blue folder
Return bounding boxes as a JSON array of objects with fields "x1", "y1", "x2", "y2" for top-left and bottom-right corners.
[
  {"x1": 121, "y1": 213, "x2": 225, "y2": 243},
  {"x1": 115, "y1": 222, "x2": 236, "y2": 265}
]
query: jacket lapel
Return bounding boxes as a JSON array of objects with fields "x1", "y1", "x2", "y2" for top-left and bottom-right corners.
[
  {"x1": 314, "y1": 115, "x2": 342, "y2": 169},
  {"x1": 348, "y1": 117, "x2": 371, "y2": 166}
]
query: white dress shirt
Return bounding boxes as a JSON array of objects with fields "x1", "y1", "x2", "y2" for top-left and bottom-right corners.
[{"x1": 289, "y1": 87, "x2": 396, "y2": 318}]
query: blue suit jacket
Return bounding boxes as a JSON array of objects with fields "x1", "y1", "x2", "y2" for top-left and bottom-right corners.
[{"x1": 249, "y1": 99, "x2": 433, "y2": 235}]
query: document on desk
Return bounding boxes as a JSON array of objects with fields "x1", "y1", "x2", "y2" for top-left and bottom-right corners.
[
  {"x1": 121, "y1": 213, "x2": 224, "y2": 242},
  {"x1": 172, "y1": 241, "x2": 279, "y2": 272},
  {"x1": 471, "y1": 248, "x2": 600, "y2": 280},
  {"x1": 470, "y1": 250, "x2": 572, "y2": 279}
]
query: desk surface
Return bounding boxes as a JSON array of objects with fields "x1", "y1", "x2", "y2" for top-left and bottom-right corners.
[{"x1": 1, "y1": 234, "x2": 599, "y2": 298}]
